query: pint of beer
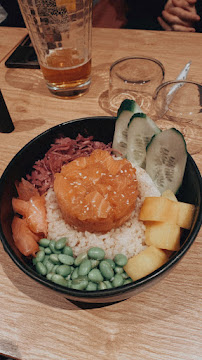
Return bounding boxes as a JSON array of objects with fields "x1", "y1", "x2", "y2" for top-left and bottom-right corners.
[{"x1": 18, "y1": 0, "x2": 92, "y2": 97}]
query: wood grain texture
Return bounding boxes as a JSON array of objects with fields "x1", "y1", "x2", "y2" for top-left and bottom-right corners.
[
  {"x1": 0, "y1": 27, "x2": 27, "y2": 63},
  {"x1": 0, "y1": 27, "x2": 201, "y2": 360}
]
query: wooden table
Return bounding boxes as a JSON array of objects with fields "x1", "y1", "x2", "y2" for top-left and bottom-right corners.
[{"x1": 0, "y1": 27, "x2": 201, "y2": 360}]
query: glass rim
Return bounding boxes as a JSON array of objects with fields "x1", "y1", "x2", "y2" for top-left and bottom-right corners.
[
  {"x1": 153, "y1": 79, "x2": 202, "y2": 100},
  {"x1": 110, "y1": 55, "x2": 165, "y2": 77}
]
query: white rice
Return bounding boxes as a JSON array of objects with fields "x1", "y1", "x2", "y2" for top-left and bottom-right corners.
[{"x1": 45, "y1": 164, "x2": 160, "y2": 259}]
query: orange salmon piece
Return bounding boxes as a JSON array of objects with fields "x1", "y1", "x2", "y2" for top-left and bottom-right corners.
[
  {"x1": 78, "y1": 191, "x2": 111, "y2": 221},
  {"x1": 12, "y1": 195, "x2": 47, "y2": 236},
  {"x1": 15, "y1": 178, "x2": 39, "y2": 201},
  {"x1": 60, "y1": 156, "x2": 87, "y2": 177},
  {"x1": 12, "y1": 198, "x2": 29, "y2": 217},
  {"x1": 54, "y1": 149, "x2": 139, "y2": 233},
  {"x1": 12, "y1": 216, "x2": 39, "y2": 256},
  {"x1": 26, "y1": 195, "x2": 47, "y2": 236}
]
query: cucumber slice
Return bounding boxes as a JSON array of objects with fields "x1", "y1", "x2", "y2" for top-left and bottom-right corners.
[
  {"x1": 127, "y1": 112, "x2": 161, "y2": 168},
  {"x1": 112, "y1": 99, "x2": 142, "y2": 157},
  {"x1": 146, "y1": 128, "x2": 187, "y2": 194}
]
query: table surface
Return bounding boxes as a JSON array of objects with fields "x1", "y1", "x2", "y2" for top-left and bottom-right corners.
[{"x1": 0, "y1": 27, "x2": 201, "y2": 360}]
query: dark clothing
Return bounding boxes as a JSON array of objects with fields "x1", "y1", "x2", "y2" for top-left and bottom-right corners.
[
  {"x1": 125, "y1": 0, "x2": 202, "y2": 32},
  {"x1": 125, "y1": 0, "x2": 167, "y2": 30},
  {"x1": 195, "y1": 0, "x2": 202, "y2": 32}
]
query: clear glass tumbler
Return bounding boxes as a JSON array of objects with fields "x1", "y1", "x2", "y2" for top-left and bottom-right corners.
[
  {"x1": 18, "y1": 0, "x2": 92, "y2": 98},
  {"x1": 152, "y1": 80, "x2": 202, "y2": 155},
  {"x1": 108, "y1": 56, "x2": 165, "y2": 115}
]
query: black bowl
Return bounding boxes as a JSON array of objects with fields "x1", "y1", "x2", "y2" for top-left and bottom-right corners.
[{"x1": 0, "y1": 116, "x2": 201, "y2": 304}]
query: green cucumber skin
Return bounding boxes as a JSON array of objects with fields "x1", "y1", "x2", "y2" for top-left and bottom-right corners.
[
  {"x1": 117, "y1": 99, "x2": 136, "y2": 117},
  {"x1": 128, "y1": 112, "x2": 147, "y2": 127},
  {"x1": 112, "y1": 110, "x2": 135, "y2": 156},
  {"x1": 146, "y1": 128, "x2": 187, "y2": 194},
  {"x1": 127, "y1": 114, "x2": 161, "y2": 168},
  {"x1": 112, "y1": 100, "x2": 142, "y2": 157}
]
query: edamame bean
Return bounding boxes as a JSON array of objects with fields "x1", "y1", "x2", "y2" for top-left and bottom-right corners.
[
  {"x1": 58, "y1": 254, "x2": 74, "y2": 265},
  {"x1": 66, "y1": 273, "x2": 71, "y2": 280},
  {"x1": 114, "y1": 266, "x2": 124, "y2": 275},
  {"x1": 44, "y1": 247, "x2": 52, "y2": 255},
  {"x1": 43, "y1": 255, "x2": 50, "y2": 265},
  {"x1": 52, "y1": 265, "x2": 59, "y2": 273},
  {"x1": 112, "y1": 274, "x2": 124, "y2": 288},
  {"x1": 123, "y1": 278, "x2": 133, "y2": 285},
  {"x1": 103, "y1": 281, "x2": 113, "y2": 289},
  {"x1": 39, "y1": 238, "x2": 50, "y2": 247},
  {"x1": 78, "y1": 259, "x2": 92, "y2": 276},
  {"x1": 121, "y1": 272, "x2": 129, "y2": 279},
  {"x1": 36, "y1": 262, "x2": 47, "y2": 276},
  {"x1": 71, "y1": 276, "x2": 88, "y2": 290},
  {"x1": 45, "y1": 260, "x2": 54, "y2": 273},
  {"x1": 74, "y1": 252, "x2": 88, "y2": 266},
  {"x1": 98, "y1": 282, "x2": 107, "y2": 290},
  {"x1": 86, "y1": 282, "x2": 97, "y2": 291},
  {"x1": 105, "y1": 259, "x2": 115, "y2": 269},
  {"x1": 62, "y1": 246, "x2": 73, "y2": 256},
  {"x1": 113, "y1": 254, "x2": 128, "y2": 267},
  {"x1": 88, "y1": 247, "x2": 105, "y2": 261},
  {"x1": 99, "y1": 260, "x2": 114, "y2": 280},
  {"x1": 46, "y1": 273, "x2": 53, "y2": 281},
  {"x1": 56, "y1": 265, "x2": 71, "y2": 277},
  {"x1": 66, "y1": 279, "x2": 72, "y2": 288},
  {"x1": 88, "y1": 269, "x2": 103, "y2": 283},
  {"x1": 52, "y1": 274, "x2": 68, "y2": 287},
  {"x1": 90, "y1": 259, "x2": 100, "y2": 268},
  {"x1": 71, "y1": 267, "x2": 79, "y2": 280},
  {"x1": 35, "y1": 250, "x2": 45, "y2": 263},
  {"x1": 70, "y1": 266, "x2": 75, "y2": 274},
  {"x1": 49, "y1": 254, "x2": 60, "y2": 264},
  {"x1": 55, "y1": 237, "x2": 67, "y2": 250},
  {"x1": 49, "y1": 240, "x2": 61, "y2": 254}
]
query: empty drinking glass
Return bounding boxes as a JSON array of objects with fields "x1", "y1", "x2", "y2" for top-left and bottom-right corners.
[
  {"x1": 108, "y1": 56, "x2": 165, "y2": 115},
  {"x1": 152, "y1": 80, "x2": 202, "y2": 155}
]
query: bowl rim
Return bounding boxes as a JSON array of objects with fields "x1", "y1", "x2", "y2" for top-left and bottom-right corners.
[{"x1": 0, "y1": 116, "x2": 202, "y2": 300}]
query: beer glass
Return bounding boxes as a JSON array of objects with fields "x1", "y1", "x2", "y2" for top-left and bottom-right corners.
[{"x1": 18, "y1": 0, "x2": 92, "y2": 97}]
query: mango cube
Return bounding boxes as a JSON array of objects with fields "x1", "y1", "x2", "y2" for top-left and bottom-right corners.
[
  {"x1": 162, "y1": 189, "x2": 178, "y2": 202},
  {"x1": 124, "y1": 246, "x2": 168, "y2": 281},
  {"x1": 139, "y1": 197, "x2": 178, "y2": 223},
  {"x1": 139, "y1": 197, "x2": 195, "y2": 230},
  {"x1": 145, "y1": 222, "x2": 181, "y2": 251},
  {"x1": 177, "y1": 202, "x2": 195, "y2": 230}
]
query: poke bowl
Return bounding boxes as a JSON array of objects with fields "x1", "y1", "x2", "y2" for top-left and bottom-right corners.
[{"x1": 0, "y1": 113, "x2": 201, "y2": 304}]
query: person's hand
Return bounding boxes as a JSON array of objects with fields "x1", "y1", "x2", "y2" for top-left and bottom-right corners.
[{"x1": 157, "y1": 0, "x2": 200, "y2": 32}]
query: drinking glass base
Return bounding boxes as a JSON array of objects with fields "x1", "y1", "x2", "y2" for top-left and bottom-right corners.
[{"x1": 47, "y1": 79, "x2": 91, "y2": 98}]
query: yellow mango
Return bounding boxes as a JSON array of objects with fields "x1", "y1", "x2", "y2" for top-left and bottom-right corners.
[
  {"x1": 124, "y1": 246, "x2": 168, "y2": 281},
  {"x1": 139, "y1": 197, "x2": 195, "y2": 229},
  {"x1": 177, "y1": 202, "x2": 195, "y2": 229},
  {"x1": 145, "y1": 222, "x2": 181, "y2": 251},
  {"x1": 139, "y1": 197, "x2": 178, "y2": 223},
  {"x1": 162, "y1": 189, "x2": 178, "y2": 202}
]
